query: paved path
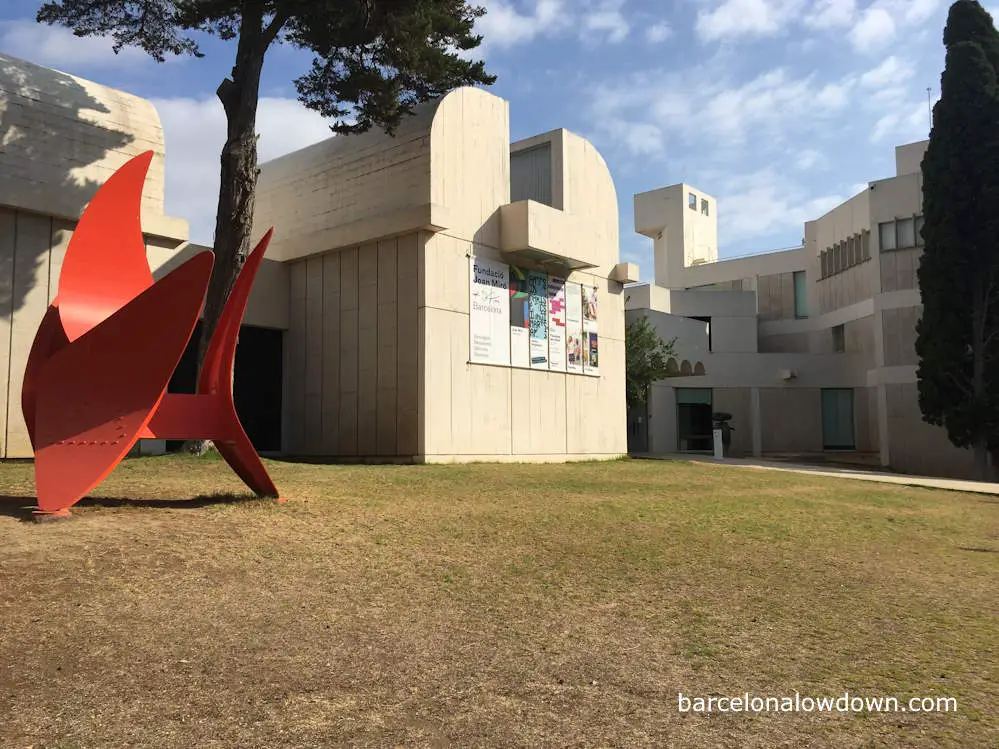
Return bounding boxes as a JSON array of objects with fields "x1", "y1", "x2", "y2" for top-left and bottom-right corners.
[{"x1": 633, "y1": 453, "x2": 999, "y2": 496}]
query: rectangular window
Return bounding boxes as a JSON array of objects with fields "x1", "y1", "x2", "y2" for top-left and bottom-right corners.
[
  {"x1": 820, "y1": 250, "x2": 828, "y2": 278},
  {"x1": 862, "y1": 230, "x2": 871, "y2": 260},
  {"x1": 701, "y1": 198, "x2": 709, "y2": 216},
  {"x1": 897, "y1": 217, "x2": 916, "y2": 248},
  {"x1": 915, "y1": 216, "x2": 925, "y2": 247},
  {"x1": 879, "y1": 221, "x2": 896, "y2": 251},
  {"x1": 793, "y1": 270, "x2": 807, "y2": 319},
  {"x1": 689, "y1": 192, "x2": 697, "y2": 210},
  {"x1": 832, "y1": 324, "x2": 845, "y2": 353},
  {"x1": 848, "y1": 236, "x2": 857, "y2": 267}
]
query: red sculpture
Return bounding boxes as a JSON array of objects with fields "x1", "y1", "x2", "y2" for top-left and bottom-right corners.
[{"x1": 22, "y1": 151, "x2": 282, "y2": 518}]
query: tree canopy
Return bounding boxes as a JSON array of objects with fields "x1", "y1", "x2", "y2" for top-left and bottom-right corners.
[{"x1": 625, "y1": 317, "x2": 676, "y2": 409}]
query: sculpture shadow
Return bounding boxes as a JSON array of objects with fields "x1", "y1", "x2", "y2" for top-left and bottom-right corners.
[
  {"x1": 0, "y1": 491, "x2": 260, "y2": 522},
  {"x1": 0, "y1": 52, "x2": 136, "y2": 319}
]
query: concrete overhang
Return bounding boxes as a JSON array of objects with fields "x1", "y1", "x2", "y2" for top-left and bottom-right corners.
[
  {"x1": 499, "y1": 199, "x2": 600, "y2": 271},
  {"x1": 263, "y1": 202, "x2": 454, "y2": 262}
]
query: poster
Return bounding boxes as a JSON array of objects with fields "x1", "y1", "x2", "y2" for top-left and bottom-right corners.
[
  {"x1": 582, "y1": 285, "x2": 598, "y2": 332},
  {"x1": 548, "y1": 276, "x2": 566, "y2": 372},
  {"x1": 509, "y1": 266, "x2": 530, "y2": 368},
  {"x1": 582, "y1": 284, "x2": 599, "y2": 376},
  {"x1": 586, "y1": 332, "x2": 599, "y2": 376},
  {"x1": 565, "y1": 282, "x2": 583, "y2": 374},
  {"x1": 527, "y1": 271, "x2": 549, "y2": 369},
  {"x1": 469, "y1": 257, "x2": 510, "y2": 366}
]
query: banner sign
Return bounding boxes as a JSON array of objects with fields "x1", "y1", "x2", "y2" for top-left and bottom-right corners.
[
  {"x1": 509, "y1": 265, "x2": 530, "y2": 368},
  {"x1": 527, "y1": 271, "x2": 549, "y2": 369},
  {"x1": 582, "y1": 285, "x2": 599, "y2": 376},
  {"x1": 467, "y1": 257, "x2": 599, "y2": 377},
  {"x1": 565, "y1": 282, "x2": 583, "y2": 374},
  {"x1": 547, "y1": 276, "x2": 566, "y2": 373},
  {"x1": 469, "y1": 257, "x2": 510, "y2": 366}
]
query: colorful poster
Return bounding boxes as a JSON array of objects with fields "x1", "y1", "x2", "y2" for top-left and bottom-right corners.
[
  {"x1": 582, "y1": 284, "x2": 599, "y2": 376},
  {"x1": 469, "y1": 257, "x2": 510, "y2": 366},
  {"x1": 585, "y1": 332, "x2": 599, "y2": 376},
  {"x1": 527, "y1": 271, "x2": 549, "y2": 369},
  {"x1": 509, "y1": 266, "x2": 530, "y2": 368},
  {"x1": 547, "y1": 276, "x2": 566, "y2": 372},
  {"x1": 582, "y1": 285, "x2": 599, "y2": 332},
  {"x1": 565, "y1": 282, "x2": 583, "y2": 374}
]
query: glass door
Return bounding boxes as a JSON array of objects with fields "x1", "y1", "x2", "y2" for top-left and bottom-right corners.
[{"x1": 821, "y1": 389, "x2": 855, "y2": 450}]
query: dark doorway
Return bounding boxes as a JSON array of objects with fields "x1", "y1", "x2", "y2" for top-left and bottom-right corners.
[
  {"x1": 627, "y1": 402, "x2": 649, "y2": 453},
  {"x1": 676, "y1": 388, "x2": 713, "y2": 452},
  {"x1": 167, "y1": 322, "x2": 283, "y2": 452}
]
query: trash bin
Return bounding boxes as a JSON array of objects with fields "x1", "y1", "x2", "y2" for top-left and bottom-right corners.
[{"x1": 712, "y1": 412, "x2": 734, "y2": 458}]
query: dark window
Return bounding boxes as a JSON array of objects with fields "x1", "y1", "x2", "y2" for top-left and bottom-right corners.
[
  {"x1": 692, "y1": 315, "x2": 712, "y2": 350},
  {"x1": 701, "y1": 198, "x2": 710, "y2": 216},
  {"x1": 832, "y1": 324, "x2": 845, "y2": 353}
]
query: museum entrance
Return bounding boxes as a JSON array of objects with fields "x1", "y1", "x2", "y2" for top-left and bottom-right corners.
[{"x1": 167, "y1": 322, "x2": 283, "y2": 452}]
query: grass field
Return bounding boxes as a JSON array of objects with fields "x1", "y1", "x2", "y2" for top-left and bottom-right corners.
[{"x1": 1, "y1": 455, "x2": 997, "y2": 748}]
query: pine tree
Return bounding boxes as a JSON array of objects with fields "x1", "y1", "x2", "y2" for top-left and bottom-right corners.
[{"x1": 917, "y1": 6, "x2": 999, "y2": 478}]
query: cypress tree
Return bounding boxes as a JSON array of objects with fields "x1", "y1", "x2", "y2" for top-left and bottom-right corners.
[{"x1": 917, "y1": 18, "x2": 999, "y2": 478}]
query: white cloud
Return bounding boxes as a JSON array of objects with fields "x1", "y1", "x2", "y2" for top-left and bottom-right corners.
[
  {"x1": 804, "y1": 0, "x2": 856, "y2": 29},
  {"x1": 696, "y1": 0, "x2": 806, "y2": 42},
  {"x1": 870, "y1": 99, "x2": 933, "y2": 144},
  {"x1": 795, "y1": 148, "x2": 828, "y2": 170},
  {"x1": 849, "y1": 7, "x2": 896, "y2": 53},
  {"x1": 859, "y1": 56, "x2": 914, "y2": 88},
  {"x1": 716, "y1": 169, "x2": 844, "y2": 245},
  {"x1": 645, "y1": 22, "x2": 673, "y2": 43},
  {"x1": 582, "y1": 2, "x2": 630, "y2": 43},
  {"x1": 0, "y1": 19, "x2": 148, "y2": 70},
  {"x1": 152, "y1": 96, "x2": 334, "y2": 244},
  {"x1": 474, "y1": 0, "x2": 568, "y2": 52},
  {"x1": 590, "y1": 65, "x2": 857, "y2": 160}
]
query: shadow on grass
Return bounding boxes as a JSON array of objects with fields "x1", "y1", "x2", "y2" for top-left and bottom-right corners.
[{"x1": 0, "y1": 492, "x2": 261, "y2": 522}]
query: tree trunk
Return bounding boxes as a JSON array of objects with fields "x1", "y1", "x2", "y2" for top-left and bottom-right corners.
[{"x1": 186, "y1": 5, "x2": 270, "y2": 454}]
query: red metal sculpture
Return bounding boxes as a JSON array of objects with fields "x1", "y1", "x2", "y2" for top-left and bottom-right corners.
[{"x1": 22, "y1": 150, "x2": 282, "y2": 518}]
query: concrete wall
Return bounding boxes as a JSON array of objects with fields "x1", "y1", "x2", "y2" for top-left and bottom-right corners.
[
  {"x1": 283, "y1": 235, "x2": 420, "y2": 458},
  {"x1": 758, "y1": 271, "x2": 796, "y2": 321},
  {"x1": 896, "y1": 141, "x2": 927, "y2": 177},
  {"x1": 885, "y1": 382, "x2": 977, "y2": 478},
  {"x1": 759, "y1": 388, "x2": 823, "y2": 453},
  {"x1": 253, "y1": 103, "x2": 438, "y2": 263},
  {"x1": 713, "y1": 387, "x2": 752, "y2": 455},
  {"x1": 880, "y1": 248, "x2": 920, "y2": 292},
  {"x1": 817, "y1": 261, "x2": 875, "y2": 314},
  {"x1": 0, "y1": 52, "x2": 186, "y2": 240}
]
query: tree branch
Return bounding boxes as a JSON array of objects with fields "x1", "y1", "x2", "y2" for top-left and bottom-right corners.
[{"x1": 261, "y1": 10, "x2": 289, "y2": 48}]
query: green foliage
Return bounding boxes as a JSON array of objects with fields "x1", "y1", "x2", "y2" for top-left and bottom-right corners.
[
  {"x1": 35, "y1": 0, "x2": 495, "y2": 136},
  {"x1": 917, "y1": 2, "x2": 999, "y2": 464},
  {"x1": 625, "y1": 317, "x2": 676, "y2": 409}
]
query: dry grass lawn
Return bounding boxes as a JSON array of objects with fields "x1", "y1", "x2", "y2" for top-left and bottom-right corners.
[{"x1": 0, "y1": 455, "x2": 997, "y2": 748}]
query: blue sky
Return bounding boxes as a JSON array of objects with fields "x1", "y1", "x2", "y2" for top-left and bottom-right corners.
[{"x1": 0, "y1": 0, "x2": 973, "y2": 276}]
